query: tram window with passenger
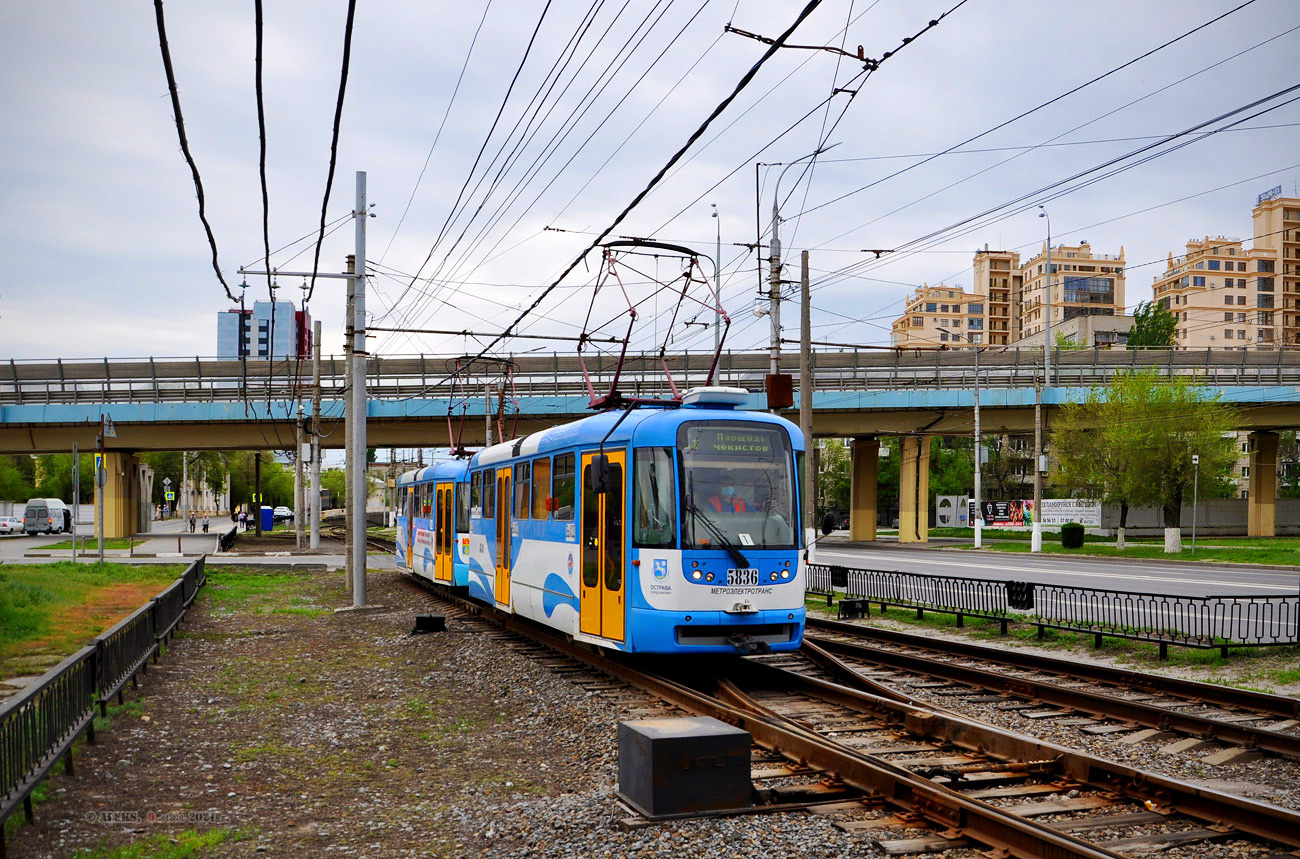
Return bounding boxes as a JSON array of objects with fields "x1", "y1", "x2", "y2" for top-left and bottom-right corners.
[
  {"x1": 553, "y1": 453, "x2": 575, "y2": 520},
  {"x1": 470, "y1": 471, "x2": 481, "y2": 513},
  {"x1": 678, "y1": 423, "x2": 795, "y2": 549}
]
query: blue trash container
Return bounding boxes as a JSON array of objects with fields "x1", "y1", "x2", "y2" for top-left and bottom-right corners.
[{"x1": 260, "y1": 506, "x2": 275, "y2": 532}]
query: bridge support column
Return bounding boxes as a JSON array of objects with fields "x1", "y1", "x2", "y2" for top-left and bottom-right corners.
[
  {"x1": 849, "y1": 438, "x2": 878, "y2": 542},
  {"x1": 95, "y1": 452, "x2": 149, "y2": 539},
  {"x1": 1247, "y1": 431, "x2": 1278, "y2": 538},
  {"x1": 899, "y1": 435, "x2": 930, "y2": 544}
]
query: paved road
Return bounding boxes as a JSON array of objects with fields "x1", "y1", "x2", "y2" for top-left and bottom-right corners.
[{"x1": 813, "y1": 543, "x2": 1299, "y2": 598}]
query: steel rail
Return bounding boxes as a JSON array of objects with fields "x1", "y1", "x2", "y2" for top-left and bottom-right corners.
[
  {"x1": 803, "y1": 627, "x2": 1300, "y2": 760},
  {"x1": 726, "y1": 655, "x2": 1300, "y2": 852},
  {"x1": 807, "y1": 616, "x2": 1300, "y2": 718},
  {"x1": 401, "y1": 576, "x2": 1300, "y2": 857}
]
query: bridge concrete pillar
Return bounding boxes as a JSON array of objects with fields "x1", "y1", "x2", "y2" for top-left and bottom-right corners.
[
  {"x1": 899, "y1": 435, "x2": 930, "y2": 544},
  {"x1": 1247, "y1": 431, "x2": 1278, "y2": 538},
  {"x1": 849, "y1": 438, "x2": 878, "y2": 542},
  {"x1": 95, "y1": 452, "x2": 148, "y2": 538}
]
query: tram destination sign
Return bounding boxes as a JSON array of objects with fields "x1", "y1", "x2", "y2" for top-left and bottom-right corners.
[{"x1": 690, "y1": 427, "x2": 780, "y2": 458}]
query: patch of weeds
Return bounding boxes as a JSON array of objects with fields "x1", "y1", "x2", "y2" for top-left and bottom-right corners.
[
  {"x1": 232, "y1": 741, "x2": 301, "y2": 764},
  {"x1": 403, "y1": 698, "x2": 433, "y2": 718},
  {"x1": 93, "y1": 698, "x2": 145, "y2": 735},
  {"x1": 69, "y1": 827, "x2": 250, "y2": 858},
  {"x1": 3, "y1": 779, "x2": 56, "y2": 838},
  {"x1": 1271, "y1": 667, "x2": 1300, "y2": 686},
  {"x1": 269, "y1": 606, "x2": 331, "y2": 617}
]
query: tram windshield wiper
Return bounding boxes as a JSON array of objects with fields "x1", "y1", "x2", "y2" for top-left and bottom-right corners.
[{"x1": 686, "y1": 503, "x2": 751, "y2": 569}]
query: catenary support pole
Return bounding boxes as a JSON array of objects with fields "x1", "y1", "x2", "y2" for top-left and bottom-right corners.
[
  {"x1": 344, "y1": 255, "x2": 355, "y2": 589},
  {"x1": 350, "y1": 170, "x2": 368, "y2": 607},
  {"x1": 713, "y1": 203, "x2": 722, "y2": 353},
  {"x1": 72, "y1": 442, "x2": 79, "y2": 562},
  {"x1": 973, "y1": 346, "x2": 983, "y2": 549},
  {"x1": 254, "y1": 452, "x2": 262, "y2": 537},
  {"x1": 310, "y1": 319, "x2": 322, "y2": 550},
  {"x1": 97, "y1": 417, "x2": 105, "y2": 563},
  {"x1": 294, "y1": 415, "x2": 304, "y2": 549},
  {"x1": 182, "y1": 450, "x2": 188, "y2": 526},
  {"x1": 799, "y1": 250, "x2": 814, "y2": 546},
  {"x1": 1031, "y1": 376, "x2": 1043, "y2": 553}
]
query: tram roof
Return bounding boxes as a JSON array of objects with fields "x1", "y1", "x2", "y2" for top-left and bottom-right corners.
[
  {"x1": 396, "y1": 460, "x2": 469, "y2": 486},
  {"x1": 471, "y1": 403, "x2": 802, "y2": 468}
]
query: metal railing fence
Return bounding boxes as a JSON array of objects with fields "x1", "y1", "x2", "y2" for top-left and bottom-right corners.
[
  {"x1": 3, "y1": 347, "x2": 1298, "y2": 405},
  {"x1": 807, "y1": 563, "x2": 1299, "y2": 657},
  {"x1": 0, "y1": 557, "x2": 207, "y2": 844}
]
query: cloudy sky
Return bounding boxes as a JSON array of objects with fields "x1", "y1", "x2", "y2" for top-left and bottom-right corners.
[{"x1": 1, "y1": 0, "x2": 1295, "y2": 363}]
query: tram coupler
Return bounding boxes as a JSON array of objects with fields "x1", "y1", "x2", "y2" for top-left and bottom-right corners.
[{"x1": 726, "y1": 634, "x2": 770, "y2": 656}]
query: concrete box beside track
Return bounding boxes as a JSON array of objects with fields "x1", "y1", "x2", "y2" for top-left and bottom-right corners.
[{"x1": 617, "y1": 717, "x2": 751, "y2": 818}]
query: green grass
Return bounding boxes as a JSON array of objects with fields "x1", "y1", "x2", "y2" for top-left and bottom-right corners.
[
  {"x1": 69, "y1": 828, "x2": 248, "y2": 858},
  {"x1": 0, "y1": 563, "x2": 183, "y2": 679},
  {"x1": 925, "y1": 526, "x2": 1108, "y2": 543},
  {"x1": 42, "y1": 537, "x2": 145, "y2": 550},
  {"x1": 202, "y1": 568, "x2": 316, "y2": 614},
  {"x1": 971, "y1": 541, "x2": 1300, "y2": 566}
]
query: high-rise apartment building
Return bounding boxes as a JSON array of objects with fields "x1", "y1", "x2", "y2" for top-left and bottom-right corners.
[
  {"x1": 216, "y1": 300, "x2": 312, "y2": 359},
  {"x1": 1018, "y1": 241, "x2": 1125, "y2": 343},
  {"x1": 971, "y1": 247, "x2": 1020, "y2": 346},
  {"x1": 1150, "y1": 195, "x2": 1298, "y2": 350}
]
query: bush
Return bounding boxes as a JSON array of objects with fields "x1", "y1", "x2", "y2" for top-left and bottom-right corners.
[{"x1": 1060, "y1": 522, "x2": 1085, "y2": 549}]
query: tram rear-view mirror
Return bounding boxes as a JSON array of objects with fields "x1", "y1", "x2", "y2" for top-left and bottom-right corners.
[{"x1": 588, "y1": 454, "x2": 610, "y2": 494}]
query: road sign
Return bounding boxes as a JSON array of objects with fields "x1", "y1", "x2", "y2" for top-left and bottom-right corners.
[
  {"x1": 102, "y1": 414, "x2": 117, "y2": 439},
  {"x1": 164, "y1": 491, "x2": 176, "y2": 501},
  {"x1": 163, "y1": 477, "x2": 172, "y2": 488}
]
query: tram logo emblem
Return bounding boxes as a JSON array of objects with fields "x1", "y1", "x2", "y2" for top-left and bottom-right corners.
[
  {"x1": 653, "y1": 559, "x2": 668, "y2": 581},
  {"x1": 567, "y1": 554, "x2": 574, "y2": 575}
]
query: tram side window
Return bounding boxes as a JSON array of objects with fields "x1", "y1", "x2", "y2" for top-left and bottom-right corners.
[
  {"x1": 552, "y1": 453, "x2": 575, "y2": 521},
  {"x1": 515, "y1": 462, "x2": 531, "y2": 519},
  {"x1": 470, "y1": 472, "x2": 481, "y2": 515},
  {"x1": 455, "y1": 483, "x2": 469, "y2": 533},
  {"x1": 634, "y1": 447, "x2": 676, "y2": 548},
  {"x1": 531, "y1": 456, "x2": 551, "y2": 520},
  {"x1": 423, "y1": 484, "x2": 434, "y2": 518},
  {"x1": 481, "y1": 471, "x2": 495, "y2": 519},
  {"x1": 795, "y1": 450, "x2": 805, "y2": 547}
]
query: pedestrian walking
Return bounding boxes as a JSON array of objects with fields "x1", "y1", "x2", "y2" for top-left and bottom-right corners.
[
  {"x1": 189, "y1": 512, "x2": 197, "y2": 533},
  {"x1": 238, "y1": 510, "x2": 246, "y2": 531},
  {"x1": 202, "y1": 515, "x2": 210, "y2": 533}
]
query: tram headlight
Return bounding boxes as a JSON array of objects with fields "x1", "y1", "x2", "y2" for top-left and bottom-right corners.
[
  {"x1": 780, "y1": 569, "x2": 790, "y2": 579},
  {"x1": 691, "y1": 570, "x2": 702, "y2": 580},
  {"x1": 705, "y1": 572, "x2": 715, "y2": 582},
  {"x1": 769, "y1": 572, "x2": 778, "y2": 581}
]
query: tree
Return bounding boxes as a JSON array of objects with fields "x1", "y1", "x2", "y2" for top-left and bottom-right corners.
[
  {"x1": 1051, "y1": 369, "x2": 1236, "y2": 552},
  {"x1": 816, "y1": 439, "x2": 851, "y2": 512},
  {"x1": 0, "y1": 455, "x2": 36, "y2": 501},
  {"x1": 980, "y1": 436, "x2": 1030, "y2": 501},
  {"x1": 1127, "y1": 301, "x2": 1177, "y2": 350}
]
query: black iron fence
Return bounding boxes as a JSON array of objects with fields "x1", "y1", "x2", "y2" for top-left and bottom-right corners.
[
  {"x1": 807, "y1": 563, "x2": 1299, "y2": 657},
  {"x1": 1, "y1": 557, "x2": 207, "y2": 844}
]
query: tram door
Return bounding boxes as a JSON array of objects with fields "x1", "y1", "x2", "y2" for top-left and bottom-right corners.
[
  {"x1": 494, "y1": 468, "x2": 512, "y2": 605},
  {"x1": 435, "y1": 482, "x2": 454, "y2": 582},
  {"x1": 405, "y1": 486, "x2": 415, "y2": 569},
  {"x1": 579, "y1": 451, "x2": 625, "y2": 642}
]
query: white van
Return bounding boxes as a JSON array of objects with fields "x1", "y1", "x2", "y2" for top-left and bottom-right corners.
[{"x1": 23, "y1": 498, "x2": 72, "y2": 535}]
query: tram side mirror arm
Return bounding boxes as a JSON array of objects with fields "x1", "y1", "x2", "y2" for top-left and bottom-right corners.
[{"x1": 588, "y1": 454, "x2": 610, "y2": 495}]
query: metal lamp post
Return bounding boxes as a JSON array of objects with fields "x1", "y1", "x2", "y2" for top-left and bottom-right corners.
[
  {"x1": 1033, "y1": 206, "x2": 1052, "y2": 553},
  {"x1": 940, "y1": 327, "x2": 982, "y2": 547},
  {"x1": 1191, "y1": 453, "x2": 1199, "y2": 555}
]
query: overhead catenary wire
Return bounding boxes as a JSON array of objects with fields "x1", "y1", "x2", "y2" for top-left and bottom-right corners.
[{"x1": 150, "y1": 0, "x2": 237, "y2": 303}]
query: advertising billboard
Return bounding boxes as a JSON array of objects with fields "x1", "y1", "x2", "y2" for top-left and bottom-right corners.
[{"x1": 970, "y1": 498, "x2": 1101, "y2": 528}]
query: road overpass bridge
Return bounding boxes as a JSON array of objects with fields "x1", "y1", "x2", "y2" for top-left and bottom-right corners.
[{"x1": 3, "y1": 348, "x2": 1296, "y2": 538}]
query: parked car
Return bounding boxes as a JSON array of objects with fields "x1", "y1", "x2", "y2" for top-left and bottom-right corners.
[
  {"x1": 273, "y1": 506, "x2": 294, "y2": 523},
  {"x1": 0, "y1": 516, "x2": 24, "y2": 535}
]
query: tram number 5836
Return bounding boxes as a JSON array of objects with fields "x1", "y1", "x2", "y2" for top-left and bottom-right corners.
[{"x1": 727, "y1": 568, "x2": 760, "y2": 587}]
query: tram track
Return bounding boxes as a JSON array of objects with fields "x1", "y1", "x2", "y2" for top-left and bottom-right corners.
[
  {"x1": 398, "y1": 573, "x2": 1300, "y2": 858},
  {"x1": 801, "y1": 616, "x2": 1300, "y2": 763}
]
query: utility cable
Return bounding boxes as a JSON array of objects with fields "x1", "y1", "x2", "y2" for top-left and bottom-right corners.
[
  {"x1": 305, "y1": 0, "x2": 357, "y2": 303},
  {"x1": 151, "y1": 0, "x2": 237, "y2": 302}
]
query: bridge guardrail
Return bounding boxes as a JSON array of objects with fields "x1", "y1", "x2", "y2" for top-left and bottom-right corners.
[
  {"x1": 0, "y1": 557, "x2": 207, "y2": 841},
  {"x1": 806, "y1": 562, "x2": 1299, "y2": 658},
  {"x1": 4, "y1": 348, "x2": 1298, "y2": 405}
]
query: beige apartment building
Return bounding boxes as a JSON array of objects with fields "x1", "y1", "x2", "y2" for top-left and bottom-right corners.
[
  {"x1": 1150, "y1": 195, "x2": 1299, "y2": 350},
  {"x1": 891, "y1": 242, "x2": 1125, "y2": 349},
  {"x1": 890, "y1": 283, "x2": 987, "y2": 347},
  {"x1": 1018, "y1": 241, "x2": 1126, "y2": 343}
]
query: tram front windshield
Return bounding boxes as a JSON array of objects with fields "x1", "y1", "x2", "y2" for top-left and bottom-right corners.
[{"x1": 678, "y1": 423, "x2": 795, "y2": 550}]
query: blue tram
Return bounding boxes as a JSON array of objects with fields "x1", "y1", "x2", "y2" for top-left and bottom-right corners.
[
  {"x1": 396, "y1": 460, "x2": 471, "y2": 586},
  {"x1": 397, "y1": 387, "x2": 806, "y2": 654}
]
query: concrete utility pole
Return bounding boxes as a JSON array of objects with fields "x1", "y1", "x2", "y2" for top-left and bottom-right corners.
[
  {"x1": 798, "y1": 250, "x2": 814, "y2": 544},
  {"x1": 349, "y1": 170, "x2": 369, "y2": 607},
  {"x1": 254, "y1": 452, "x2": 263, "y2": 537},
  {"x1": 97, "y1": 416, "x2": 105, "y2": 563},
  {"x1": 294, "y1": 413, "x2": 305, "y2": 549},
  {"x1": 1031, "y1": 376, "x2": 1043, "y2": 553},
  {"x1": 182, "y1": 451, "x2": 189, "y2": 526},
  {"x1": 1039, "y1": 206, "x2": 1052, "y2": 383},
  {"x1": 344, "y1": 254, "x2": 356, "y2": 588},
  {"x1": 72, "y1": 442, "x2": 79, "y2": 562},
  {"x1": 310, "y1": 319, "x2": 322, "y2": 550},
  {"x1": 484, "y1": 383, "x2": 494, "y2": 448}
]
